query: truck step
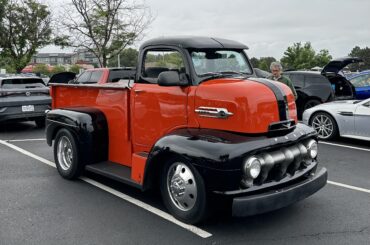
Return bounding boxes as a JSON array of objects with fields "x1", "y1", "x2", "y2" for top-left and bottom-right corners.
[{"x1": 85, "y1": 161, "x2": 142, "y2": 189}]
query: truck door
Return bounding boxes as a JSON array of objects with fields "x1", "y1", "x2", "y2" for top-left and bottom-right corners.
[{"x1": 132, "y1": 49, "x2": 189, "y2": 151}]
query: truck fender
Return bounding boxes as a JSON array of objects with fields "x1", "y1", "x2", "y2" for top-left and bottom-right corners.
[
  {"x1": 142, "y1": 128, "x2": 242, "y2": 191},
  {"x1": 46, "y1": 107, "x2": 108, "y2": 164},
  {"x1": 142, "y1": 126, "x2": 318, "y2": 191}
]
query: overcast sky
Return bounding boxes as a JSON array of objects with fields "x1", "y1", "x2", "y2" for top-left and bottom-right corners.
[{"x1": 41, "y1": 0, "x2": 370, "y2": 59}]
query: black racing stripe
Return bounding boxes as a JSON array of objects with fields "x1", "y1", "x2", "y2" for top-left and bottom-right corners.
[{"x1": 248, "y1": 78, "x2": 288, "y2": 121}]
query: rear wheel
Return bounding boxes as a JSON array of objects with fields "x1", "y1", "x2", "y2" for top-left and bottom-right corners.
[
  {"x1": 54, "y1": 129, "x2": 83, "y2": 179},
  {"x1": 160, "y1": 157, "x2": 208, "y2": 224},
  {"x1": 310, "y1": 112, "x2": 338, "y2": 140}
]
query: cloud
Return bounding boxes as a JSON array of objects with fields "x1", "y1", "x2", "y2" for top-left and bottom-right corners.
[
  {"x1": 42, "y1": 0, "x2": 370, "y2": 60},
  {"x1": 143, "y1": 0, "x2": 370, "y2": 59}
]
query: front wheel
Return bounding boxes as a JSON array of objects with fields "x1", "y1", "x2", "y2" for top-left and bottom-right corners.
[
  {"x1": 54, "y1": 129, "x2": 83, "y2": 179},
  {"x1": 160, "y1": 157, "x2": 208, "y2": 224},
  {"x1": 310, "y1": 112, "x2": 338, "y2": 140}
]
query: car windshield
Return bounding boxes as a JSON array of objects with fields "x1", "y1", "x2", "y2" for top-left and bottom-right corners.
[
  {"x1": 1, "y1": 78, "x2": 45, "y2": 88},
  {"x1": 190, "y1": 49, "x2": 252, "y2": 81}
]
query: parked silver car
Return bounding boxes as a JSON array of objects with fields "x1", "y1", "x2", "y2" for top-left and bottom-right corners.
[
  {"x1": 302, "y1": 98, "x2": 370, "y2": 141},
  {"x1": 0, "y1": 76, "x2": 51, "y2": 127}
]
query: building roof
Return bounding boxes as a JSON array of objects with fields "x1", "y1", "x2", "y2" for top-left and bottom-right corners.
[{"x1": 140, "y1": 36, "x2": 248, "y2": 50}]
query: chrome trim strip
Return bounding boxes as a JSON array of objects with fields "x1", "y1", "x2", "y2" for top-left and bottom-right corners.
[{"x1": 195, "y1": 106, "x2": 233, "y2": 119}]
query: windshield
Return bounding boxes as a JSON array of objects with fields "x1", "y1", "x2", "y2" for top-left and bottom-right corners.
[
  {"x1": 1, "y1": 78, "x2": 45, "y2": 88},
  {"x1": 190, "y1": 49, "x2": 252, "y2": 79}
]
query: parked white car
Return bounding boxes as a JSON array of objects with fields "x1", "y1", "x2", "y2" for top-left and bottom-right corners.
[{"x1": 302, "y1": 98, "x2": 370, "y2": 140}]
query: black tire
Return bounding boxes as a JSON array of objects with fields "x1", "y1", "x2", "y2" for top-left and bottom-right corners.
[
  {"x1": 35, "y1": 118, "x2": 45, "y2": 128},
  {"x1": 309, "y1": 112, "x2": 339, "y2": 140},
  {"x1": 303, "y1": 99, "x2": 321, "y2": 111},
  {"x1": 54, "y1": 129, "x2": 83, "y2": 179},
  {"x1": 160, "y1": 157, "x2": 208, "y2": 224}
]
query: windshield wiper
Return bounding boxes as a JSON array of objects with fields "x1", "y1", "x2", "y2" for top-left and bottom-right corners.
[
  {"x1": 219, "y1": 71, "x2": 247, "y2": 76},
  {"x1": 198, "y1": 71, "x2": 248, "y2": 84}
]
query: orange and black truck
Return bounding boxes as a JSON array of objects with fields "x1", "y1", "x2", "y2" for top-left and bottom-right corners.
[{"x1": 46, "y1": 36, "x2": 327, "y2": 224}]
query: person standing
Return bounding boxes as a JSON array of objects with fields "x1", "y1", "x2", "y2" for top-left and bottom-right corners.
[{"x1": 268, "y1": 62, "x2": 298, "y2": 100}]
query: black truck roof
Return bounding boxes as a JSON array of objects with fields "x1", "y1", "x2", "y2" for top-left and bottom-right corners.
[{"x1": 140, "y1": 36, "x2": 248, "y2": 50}]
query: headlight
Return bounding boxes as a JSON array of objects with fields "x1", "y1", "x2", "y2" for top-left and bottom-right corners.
[
  {"x1": 243, "y1": 156, "x2": 261, "y2": 179},
  {"x1": 307, "y1": 139, "x2": 318, "y2": 159}
]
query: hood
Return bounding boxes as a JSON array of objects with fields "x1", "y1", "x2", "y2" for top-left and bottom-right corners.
[
  {"x1": 321, "y1": 57, "x2": 363, "y2": 75},
  {"x1": 49, "y1": 72, "x2": 76, "y2": 84},
  {"x1": 193, "y1": 78, "x2": 297, "y2": 134}
]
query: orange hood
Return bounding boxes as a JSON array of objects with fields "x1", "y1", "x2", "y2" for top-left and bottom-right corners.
[{"x1": 193, "y1": 78, "x2": 297, "y2": 134}]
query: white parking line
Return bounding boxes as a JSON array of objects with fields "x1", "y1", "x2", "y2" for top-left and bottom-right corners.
[
  {"x1": 6, "y1": 138, "x2": 46, "y2": 142},
  {"x1": 328, "y1": 181, "x2": 370, "y2": 194},
  {"x1": 0, "y1": 140, "x2": 56, "y2": 168},
  {"x1": 319, "y1": 141, "x2": 370, "y2": 152},
  {"x1": 0, "y1": 140, "x2": 212, "y2": 239}
]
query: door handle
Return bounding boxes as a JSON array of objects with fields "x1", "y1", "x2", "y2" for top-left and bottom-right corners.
[{"x1": 134, "y1": 89, "x2": 145, "y2": 94}]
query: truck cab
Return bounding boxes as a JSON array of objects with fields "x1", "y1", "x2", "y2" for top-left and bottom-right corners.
[{"x1": 46, "y1": 36, "x2": 327, "y2": 224}]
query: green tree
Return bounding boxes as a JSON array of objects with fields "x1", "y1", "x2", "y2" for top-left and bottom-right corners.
[
  {"x1": 51, "y1": 65, "x2": 66, "y2": 74},
  {"x1": 258, "y1": 57, "x2": 276, "y2": 71},
  {"x1": 69, "y1": 64, "x2": 81, "y2": 74},
  {"x1": 59, "y1": 0, "x2": 153, "y2": 67},
  {"x1": 314, "y1": 49, "x2": 332, "y2": 67},
  {"x1": 108, "y1": 48, "x2": 138, "y2": 67},
  {"x1": 281, "y1": 42, "x2": 332, "y2": 70},
  {"x1": 33, "y1": 63, "x2": 50, "y2": 75},
  {"x1": 281, "y1": 42, "x2": 316, "y2": 70},
  {"x1": 250, "y1": 57, "x2": 259, "y2": 68},
  {"x1": 0, "y1": 0, "x2": 52, "y2": 72},
  {"x1": 0, "y1": 0, "x2": 7, "y2": 21},
  {"x1": 348, "y1": 46, "x2": 370, "y2": 71}
]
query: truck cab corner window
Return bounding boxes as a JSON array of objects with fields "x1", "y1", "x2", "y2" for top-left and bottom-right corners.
[{"x1": 140, "y1": 50, "x2": 185, "y2": 84}]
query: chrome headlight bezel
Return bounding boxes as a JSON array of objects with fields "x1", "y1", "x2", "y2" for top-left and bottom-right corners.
[
  {"x1": 306, "y1": 139, "x2": 318, "y2": 159},
  {"x1": 243, "y1": 156, "x2": 262, "y2": 179}
]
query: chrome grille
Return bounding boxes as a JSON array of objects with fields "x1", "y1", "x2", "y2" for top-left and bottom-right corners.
[{"x1": 242, "y1": 139, "x2": 315, "y2": 188}]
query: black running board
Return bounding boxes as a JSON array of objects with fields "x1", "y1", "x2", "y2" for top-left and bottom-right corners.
[{"x1": 85, "y1": 161, "x2": 142, "y2": 189}]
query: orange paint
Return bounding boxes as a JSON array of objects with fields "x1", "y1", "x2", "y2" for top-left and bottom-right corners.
[
  {"x1": 52, "y1": 84, "x2": 132, "y2": 166},
  {"x1": 51, "y1": 76, "x2": 298, "y2": 183},
  {"x1": 193, "y1": 78, "x2": 283, "y2": 133},
  {"x1": 131, "y1": 153, "x2": 148, "y2": 184}
]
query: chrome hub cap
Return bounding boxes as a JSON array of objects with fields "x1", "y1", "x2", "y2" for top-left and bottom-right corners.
[
  {"x1": 312, "y1": 115, "x2": 333, "y2": 139},
  {"x1": 167, "y1": 163, "x2": 197, "y2": 211},
  {"x1": 57, "y1": 136, "x2": 73, "y2": 171}
]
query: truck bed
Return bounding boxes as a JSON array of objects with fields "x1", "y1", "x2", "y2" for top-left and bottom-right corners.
[{"x1": 50, "y1": 82, "x2": 132, "y2": 166}]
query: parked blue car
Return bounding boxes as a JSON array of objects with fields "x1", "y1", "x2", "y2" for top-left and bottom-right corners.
[{"x1": 348, "y1": 70, "x2": 370, "y2": 99}]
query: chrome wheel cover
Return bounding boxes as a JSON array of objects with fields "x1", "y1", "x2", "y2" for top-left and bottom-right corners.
[
  {"x1": 312, "y1": 114, "x2": 334, "y2": 139},
  {"x1": 57, "y1": 136, "x2": 73, "y2": 171},
  {"x1": 167, "y1": 162, "x2": 197, "y2": 212}
]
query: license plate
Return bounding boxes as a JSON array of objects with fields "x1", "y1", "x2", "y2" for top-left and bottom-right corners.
[{"x1": 22, "y1": 105, "x2": 34, "y2": 112}]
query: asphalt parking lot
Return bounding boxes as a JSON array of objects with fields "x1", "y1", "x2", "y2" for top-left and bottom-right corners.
[{"x1": 1, "y1": 121, "x2": 369, "y2": 245}]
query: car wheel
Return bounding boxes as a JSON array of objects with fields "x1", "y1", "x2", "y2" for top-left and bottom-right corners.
[
  {"x1": 35, "y1": 118, "x2": 45, "y2": 128},
  {"x1": 160, "y1": 157, "x2": 208, "y2": 224},
  {"x1": 54, "y1": 129, "x2": 83, "y2": 179},
  {"x1": 303, "y1": 99, "x2": 321, "y2": 111},
  {"x1": 310, "y1": 112, "x2": 338, "y2": 140}
]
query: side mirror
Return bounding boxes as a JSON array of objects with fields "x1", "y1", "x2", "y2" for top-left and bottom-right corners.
[{"x1": 158, "y1": 71, "x2": 188, "y2": 86}]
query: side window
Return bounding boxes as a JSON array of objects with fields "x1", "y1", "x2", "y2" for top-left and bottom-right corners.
[
  {"x1": 140, "y1": 50, "x2": 185, "y2": 84},
  {"x1": 108, "y1": 70, "x2": 136, "y2": 83},
  {"x1": 76, "y1": 71, "x2": 91, "y2": 83},
  {"x1": 306, "y1": 75, "x2": 327, "y2": 86},
  {"x1": 89, "y1": 71, "x2": 103, "y2": 83},
  {"x1": 290, "y1": 74, "x2": 305, "y2": 88},
  {"x1": 351, "y1": 74, "x2": 370, "y2": 87}
]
